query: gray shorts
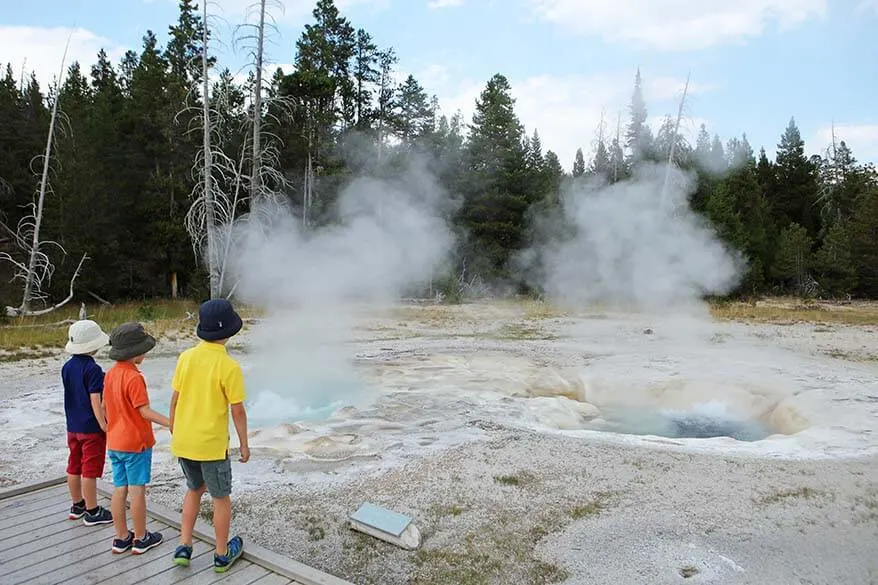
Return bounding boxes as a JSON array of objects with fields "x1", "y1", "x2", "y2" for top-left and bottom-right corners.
[{"x1": 179, "y1": 456, "x2": 232, "y2": 498}]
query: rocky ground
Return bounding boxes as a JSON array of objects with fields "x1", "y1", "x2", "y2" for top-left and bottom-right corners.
[{"x1": 0, "y1": 300, "x2": 876, "y2": 585}]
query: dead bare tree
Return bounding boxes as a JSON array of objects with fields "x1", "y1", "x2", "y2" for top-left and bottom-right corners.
[
  {"x1": 201, "y1": 0, "x2": 220, "y2": 298},
  {"x1": 613, "y1": 112, "x2": 622, "y2": 183},
  {"x1": 250, "y1": 0, "x2": 266, "y2": 206},
  {"x1": 660, "y1": 71, "x2": 691, "y2": 212},
  {"x1": 0, "y1": 33, "x2": 89, "y2": 317},
  {"x1": 185, "y1": 0, "x2": 293, "y2": 298}
]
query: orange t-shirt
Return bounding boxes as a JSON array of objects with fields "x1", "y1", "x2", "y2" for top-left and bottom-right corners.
[{"x1": 104, "y1": 361, "x2": 155, "y2": 453}]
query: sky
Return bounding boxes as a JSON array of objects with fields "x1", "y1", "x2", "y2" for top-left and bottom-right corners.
[{"x1": 1, "y1": 0, "x2": 876, "y2": 171}]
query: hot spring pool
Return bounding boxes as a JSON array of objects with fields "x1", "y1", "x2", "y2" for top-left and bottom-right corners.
[{"x1": 585, "y1": 405, "x2": 773, "y2": 442}]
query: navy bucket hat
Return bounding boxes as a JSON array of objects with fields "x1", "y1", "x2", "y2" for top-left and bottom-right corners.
[{"x1": 196, "y1": 299, "x2": 243, "y2": 341}]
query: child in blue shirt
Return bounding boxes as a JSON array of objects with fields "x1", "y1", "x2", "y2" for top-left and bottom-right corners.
[{"x1": 62, "y1": 319, "x2": 113, "y2": 525}]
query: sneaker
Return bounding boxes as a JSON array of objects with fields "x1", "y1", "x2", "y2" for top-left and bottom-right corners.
[
  {"x1": 132, "y1": 531, "x2": 163, "y2": 555},
  {"x1": 112, "y1": 531, "x2": 134, "y2": 554},
  {"x1": 68, "y1": 502, "x2": 86, "y2": 520},
  {"x1": 213, "y1": 536, "x2": 244, "y2": 573},
  {"x1": 173, "y1": 544, "x2": 193, "y2": 567},
  {"x1": 83, "y1": 506, "x2": 113, "y2": 526}
]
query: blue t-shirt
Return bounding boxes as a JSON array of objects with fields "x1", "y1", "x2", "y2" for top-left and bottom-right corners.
[{"x1": 61, "y1": 355, "x2": 105, "y2": 434}]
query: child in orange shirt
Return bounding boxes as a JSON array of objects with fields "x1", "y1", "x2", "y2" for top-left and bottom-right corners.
[{"x1": 103, "y1": 322, "x2": 170, "y2": 555}]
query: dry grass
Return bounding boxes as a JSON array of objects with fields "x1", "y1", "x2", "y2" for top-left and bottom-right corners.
[
  {"x1": 754, "y1": 486, "x2": 823, "y2": 505},
  {"x1": 519, "y1": 300, "x2": 568, "y2": 321},
  {"x1": 711, "y1": 299, "x2": 878, "y2": 326},
  {"x1": 389, "y1": 305, "x2": 460, "y2": 328},
  {"x1": 0, "y1": 300, "x2": 261, "y2": 356}
]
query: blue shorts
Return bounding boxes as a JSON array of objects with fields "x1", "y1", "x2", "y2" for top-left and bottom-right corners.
[{"x1": 108, "y1": 448, "x2": 152, "y2": 487}]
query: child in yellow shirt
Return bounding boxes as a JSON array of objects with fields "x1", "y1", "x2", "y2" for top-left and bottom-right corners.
[{"x1": 169, "y1": 299, "x2": 249, "y2": 573}]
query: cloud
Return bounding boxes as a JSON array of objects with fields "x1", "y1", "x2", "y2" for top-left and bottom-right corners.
[
  {"x1": 527, "y1": 0, "x2": 827, "y2": 51},
  {"x1": 0, "y1": 26, "x2": 126, "y2": 92},
  {"x1": 857, "y1": 0, "x2": 878, "y2": 13},
  {"x1": 428, "y1": 0, "x2": 465, "y2": 8},
  {"x1": 814, "y1": 123, "x2": 878, "y2": 164},
  {"x1": 426, "y1": 67, "x2": 715, "y2": 171}
]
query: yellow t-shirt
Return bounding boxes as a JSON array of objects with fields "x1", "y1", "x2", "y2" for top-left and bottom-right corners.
[{"x1": 170, "y1": 341, "x2": 246, "y2": 461}]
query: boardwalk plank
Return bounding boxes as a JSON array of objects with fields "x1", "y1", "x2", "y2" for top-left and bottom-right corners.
[
  {"x1": 2, "y1": 477, "x2": 354, "y2": 585},
  {"x1": 83, "y1": 539, "x2": 214, "y2": 585},
  {"x1": 0, "y1": 495, "x2": 112, "y2": 547},
  {"x1": 7, "y1": 520, "x2": 168, "y2": 585},
  {"x1": 0, "y1": 493, "x2": 74, "y2": 522},
  {"x1": 173, "y1": 561, "x2": 267, "y2": 585},
  {"x1": 0, "y1": 478, "x2": 67, "y2": 501},
  {"x1": 126, "y1": 540, "x2": 223, "y2": 585},
  {"x1": 0, "y1": 490, "x2": 76, "y2": 525},
  {"x1": 0, "y1": 522, "x2": 117, "y2": 566},
  {"x1": 0, "y1": 484, "x2": 68, "y2": 511},
  {"x1": 0, "y1": 509, "x2": 81, "y2": 545},
  {"x1": 250, "y1": 573, "x2": 295, "y2": 585},
  {"x1": 39, "y1": 524, "x2": 184, "y2": 585}
]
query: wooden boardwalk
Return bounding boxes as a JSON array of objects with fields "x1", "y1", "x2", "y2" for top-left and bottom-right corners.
[{"x1": 0, "y1": 478, "x2": 355, "y2": 585}]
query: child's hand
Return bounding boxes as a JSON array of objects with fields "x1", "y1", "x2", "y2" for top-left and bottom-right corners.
[{"x1": 239, "y1": 445, "x2": 250, "y2": 463}]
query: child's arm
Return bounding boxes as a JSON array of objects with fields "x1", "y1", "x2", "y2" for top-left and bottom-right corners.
[
  {"x1": 89, "y1": 394, "x2": 108, "y2": 432},
  {"x1": 138, "y1": 405, "x2": 171, "y2": 428},
  {"x1": 230, "y1": 402, "x2": 249, "y2": 462},
  {"x1": 169, "y1": 391, "x2": 179, "y2": 434}
]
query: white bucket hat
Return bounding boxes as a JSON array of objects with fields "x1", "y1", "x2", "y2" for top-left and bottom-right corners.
[{"x1": 65, "y1": 320, "x2": 110, "y2": 355}]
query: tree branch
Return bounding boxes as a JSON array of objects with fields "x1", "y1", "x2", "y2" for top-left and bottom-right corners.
[{"x1": 5, "y1": 253, "x2": 88, "y2": 317}]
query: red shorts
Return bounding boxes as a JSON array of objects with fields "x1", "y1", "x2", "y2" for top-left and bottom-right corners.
[{"x1": 66, "y1": 432, "x2": 107, "y2": 478}]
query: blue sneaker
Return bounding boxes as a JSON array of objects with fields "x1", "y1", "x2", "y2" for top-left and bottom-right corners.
[
  {"x1": 213, "y1": 536, "x2": 243, "y2": 573},
  {"x1": 112, "y1": 531, "x2": 134, "y2": 554},
  {"x1": 173, "y1": 544, "x2": 193, "y2": 567},
  {"x1": 132, "y1": 531, "x2": 163, "y2": 555},
  {"x1": 83, "y1": 506, "x2": 113, "y2": 526}
]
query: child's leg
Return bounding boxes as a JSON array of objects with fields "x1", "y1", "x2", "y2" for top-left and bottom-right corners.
[
  {"x1": 108, "y1": 450, "x2": 130, "y2": 539},
  {"x1": 65, "y1": 433, "x2": 84, "y2": 506},
  {"x1": 202, "y1": 457, "x2": 234, "y2": 557},
  {"x1": 212, "y1": 497, "x2": 232, "y2": 556},
  {"x1": 111, "y1": 485, "x2": 129, "y2": 539},
  {"x1": 80, "y1": 433, "x2": 107, "y2": 511},
  {"x1": 129, "y1": 486, "x2": 147, "y2": 540},
  {"x1": 178, "y1": 459, "x2": 207, "y2": 547},
  {"x1": 67, "y1": 475, "x2": 82, "y2": 503},
  {"x1": 128, "y1": 448, "x2": 153, "y2": 540},
  {"x1": 180, "y1": 486, "x2": 206, "y2": 545}
]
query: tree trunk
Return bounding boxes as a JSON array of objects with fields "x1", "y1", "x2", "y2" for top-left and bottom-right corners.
[
  {"x1": 202, "y1": 0, "x2": 219, "y2": 298},
  {"x1": 250, "y1": 0, "x2": 266, "y2": 207},
  {"x1": 661, "y1": 72, "x2": 690, "y2": 211},
  {"x1": 20, "y1": 36, "x2": 71, "y2": 312}
]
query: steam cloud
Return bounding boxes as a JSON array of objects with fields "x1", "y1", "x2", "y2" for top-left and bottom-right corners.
[
  {"x1": 226, "y1": 158, "x2": 456, "y2": 423},
  {"x1": 222, "y1": 155, "x2": 741, "y2": 422},
  {"x1": 517, "y1": 163, "x2": 743, "y2": 310}
]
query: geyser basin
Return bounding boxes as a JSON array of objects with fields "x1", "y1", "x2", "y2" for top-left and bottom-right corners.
[{"x1": 584, "y1": 404, "x2": 773, "y2": 442}]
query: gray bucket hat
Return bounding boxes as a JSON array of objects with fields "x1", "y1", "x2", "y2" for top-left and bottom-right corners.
[{"x1": 108, "y1": 322, "x2": 156, "y2": 361}]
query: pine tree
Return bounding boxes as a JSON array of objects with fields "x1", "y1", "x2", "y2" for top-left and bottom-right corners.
[
  {"x1": 772, "y1": 222, "x2": 814, "y2": 296},
  {"x1": 525, "y1": 129, "x2": 544, "y2": 172},
  {"x1": 709, "y1": 135, "x2": 726, "y2": 174},
  {"x1": 772, "y1": 118, "x2": 819, "y2": 237},
  {"x1": 850, "y1": 185, "x2": 878, "y2": 296},
  {"x1": 393, "y1": 75, "x2": 434, "y2": 146},
  {"x1": 572, "y1": 148, "x2": 585, "y2": 178},
  {"x1": 812, "y1": 220, "x2": 856, "y2": 297},
  {"x1": 543, "y1": 150, "x2": 564, "y2": 204},
  {"x1": 625, "y1": 68, "x2": 652, "y2": 164},
  {"x1": 352, "y1": 28, "x2": 378, "y2": 130},
  {"x1": 694, "y1": 123, "x2": 711, "y2": 169},
  {"x1": 461, "y1": 73, "x2": 529, "y2": 280},
  {"x1": 658, "y1": 115, "x2": 692, "y2": 168}
]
